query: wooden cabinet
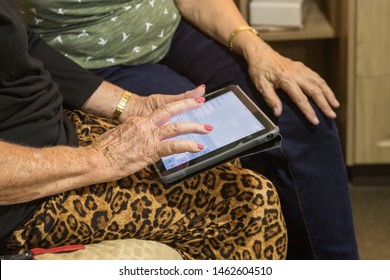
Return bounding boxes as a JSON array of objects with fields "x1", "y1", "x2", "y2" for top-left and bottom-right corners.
[{"x1": 347, "y1": 0, "x2": 390, "y2": 165}]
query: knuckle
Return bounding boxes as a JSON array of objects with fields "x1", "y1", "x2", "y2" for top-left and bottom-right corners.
[
  {"x1": 258, "y1": 79, "x2": 271, "y2": 91},
  {"x1": 310, "y1": 88, "x2": 323, "y2": 98},
  {"x1": 159, "y1": 123, "x2": 181, "y2": 140},
  {"x1": 163, "y1": 141, "x2": 176, "y2": 156},
  {"x1": 294, "y1": 94, "x2": 308, "y2": 104},
  {"x1": 164, "y1": 139, "x2": 193, "y2": 156},
  {"x1": 279, "y1": 75, "x2": 293, "y2": 88},
  {"x1": 169, "y1": 122, "x2": 180, "y2": 133},
  {"x1": 159, "y1": 104, "x2": 173, "y2": 115},
  {"x1": 313, "y1": 76, "x2": 327, "y2": 87},
  {"x1": 279, "y1": 71, "x2": 291, "y2": 81},
  {"x1": 318, "y1": 77, "x2": 326, "y2": 85},
  {"x1": 160, "y1": 145, "x2": 172, "y2": 160}
]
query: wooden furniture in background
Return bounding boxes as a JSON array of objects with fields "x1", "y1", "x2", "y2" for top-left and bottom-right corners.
[{"x1": 347, "y1": 0, "x2": 390, "y2": 165}]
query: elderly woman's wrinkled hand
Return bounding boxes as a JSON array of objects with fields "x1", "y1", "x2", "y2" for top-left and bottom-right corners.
[
  {"x1": 93, "y1": 97, "x2": 211, "y2": 180},
  {"x1": 246, "y1": 43, "x2": 340, "y2": 125}
]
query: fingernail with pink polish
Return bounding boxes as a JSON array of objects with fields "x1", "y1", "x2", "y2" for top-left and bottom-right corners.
[
  {"x1": 204, "y1": 124, "x2": 213, "y2": 131},
  {"x1": 195, "y1": 97, "x2": 205, "y2": 103},
  {"x1": 197, "y1": 144, "x2": 204, "y2": 150}
]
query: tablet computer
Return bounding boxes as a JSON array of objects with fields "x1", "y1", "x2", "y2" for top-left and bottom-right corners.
[{"x1": 152, "y1": 85, "x2": 281, "y2": 185}]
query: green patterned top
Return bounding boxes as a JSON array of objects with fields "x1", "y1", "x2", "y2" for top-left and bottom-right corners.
[{"x1": 18, "y1": 0, "x2": 181, "y2": 69}]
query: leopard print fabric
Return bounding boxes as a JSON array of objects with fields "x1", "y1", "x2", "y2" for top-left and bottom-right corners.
[{"x1": 5, "y1": 110, "x2": 287, "y2": 260}]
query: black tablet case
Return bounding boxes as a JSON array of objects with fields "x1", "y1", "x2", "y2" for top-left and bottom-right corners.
[{"x1": 155, "y1": 134, "x2": 282, "y2": 186}]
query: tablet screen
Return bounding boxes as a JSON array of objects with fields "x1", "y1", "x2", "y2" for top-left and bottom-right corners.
[{"x1": 161, "y1": 90, "x2": 265, "y2": 170}]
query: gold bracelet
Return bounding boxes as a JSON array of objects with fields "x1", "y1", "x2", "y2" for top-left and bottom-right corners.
[
  {"x1": 111, "y1": 90, "x2": 132, "y2": 120},
  {"x1": 228, "y1": 26, "x2": 259, "y2": 52}
]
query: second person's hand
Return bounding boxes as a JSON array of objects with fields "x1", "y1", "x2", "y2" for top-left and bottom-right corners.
[{"x1": 244, "y1": 41, "x2": 340, "y2": 125}]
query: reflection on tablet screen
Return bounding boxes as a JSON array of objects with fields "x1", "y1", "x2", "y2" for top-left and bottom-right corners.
[{"x1": 161, "y1": 91, "x2": 265, "y2": 170}]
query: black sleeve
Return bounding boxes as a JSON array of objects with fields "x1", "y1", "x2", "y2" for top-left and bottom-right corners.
[{"x1": 27, "y1": 29, "x2": 104, "y2": 109}]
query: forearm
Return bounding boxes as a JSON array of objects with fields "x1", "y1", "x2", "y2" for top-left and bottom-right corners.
[
  {"x1": 0, "y1": 141, "x2": 108, "y2": 205},
  {"x1": 175, "y1": 0, "x2": 268, "y2": 56},
  {"x1": 176, "y1": 0, "x2": 246, "y2": 43}
]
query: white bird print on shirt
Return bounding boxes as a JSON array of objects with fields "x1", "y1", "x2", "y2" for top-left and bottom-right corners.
[
  {"x1": 57, "y1": 8, "x2": 64, "y2": 15},
  {"x1": 78, "y1": 30, "x2": 89, "y2": 38},
  {"x1": 132, "y1": 46, "x2": 141, "y2": 53},
  {"x1": 34, "y1": 17, "x2": 43, "y2": 25},
  {"x1": 98, "y1": 38, "x2": 108, "y2": 46},
  {"x1": 173, "y1": 13, "x2": 177, "y2": 21},
  {"x1": 85, "y1": 56, "x2": 93, "y2": 61},
  {"x1": 106, "y1": 58, "x2": 116, "y2": 64},
  {"x1": 111, "y1": 16, "x2": 118, "y2": 22},
  {"x1": 145, "y1": 23, "x2": 153, "y2": 32},
  {"x1": 151, "y1": 45, "x2": 158, "y2": 50},
  {"x1": 30, "y1": 8, "x2": 37, "y2": 14},
  {"x1": 135, "y1": 3, "x2": 142, "y2": 9},
  {"x1": 149, "y1": 0, "x2": 155, "y2": 7},
  {"x1": 157, "y1": 29, "x2": 164, "y2": 38},
  {"x1": 54, "y1": 35, "x2": 63, "y2": 43},
  {"x1": 124, "y1": 5, "x2": 132, "y2": 11},
  {"x1": 163, "y1": 8, "x2": 168, "y2": 15},
  {"x1": 122, "y1": 32, "x2": 130, "y2": 41}
]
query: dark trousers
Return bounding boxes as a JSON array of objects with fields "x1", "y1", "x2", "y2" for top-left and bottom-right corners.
[{"x1": 92, "y1": 20, "x2": 359, "y2": 260}]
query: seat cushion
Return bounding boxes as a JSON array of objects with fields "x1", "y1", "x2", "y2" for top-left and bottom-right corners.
[{"x1": 34, "y1": 239, "x2": 183, "y2": 260}]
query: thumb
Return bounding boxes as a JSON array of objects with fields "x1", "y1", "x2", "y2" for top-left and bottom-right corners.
[
  {"x1": 159, "y1": 84, "x2": 206, "y2": 106},
  {"x1": 182, "y1": 84, "x2": 206, "y2": 99}
]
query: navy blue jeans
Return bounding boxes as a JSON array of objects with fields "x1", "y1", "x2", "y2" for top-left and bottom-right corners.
[{"x1": 92, "y1": 20, "x2": 359, "y2": 260}]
